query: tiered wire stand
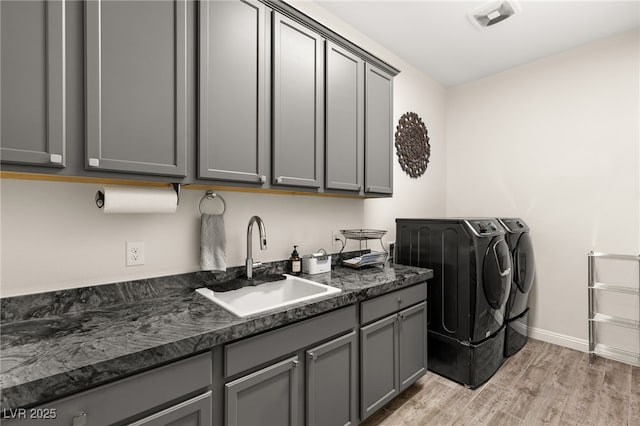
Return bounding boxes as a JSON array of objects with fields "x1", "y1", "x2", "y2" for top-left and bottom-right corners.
[
  {"x1": 588, "y1": 251, "x2": 640, "y2": 366},
  {"x1": 340, "y1": 229, "x2": 388, "y2": 269}
]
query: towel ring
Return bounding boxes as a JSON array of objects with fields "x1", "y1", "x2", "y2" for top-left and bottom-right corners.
[{"x1": 199, "y1": 191, "x2": 226, "y2": 215}]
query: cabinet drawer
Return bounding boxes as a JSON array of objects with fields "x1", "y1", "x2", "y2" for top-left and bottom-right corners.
[
  {"x1": 8, "y1": 353, "x2": 211, "y2": 426},
  {"x1": 361, "y1": 282, "x2": 427, "y2": 325},
  {"x1": 225, "y1": 305, "x2": 357, "y2": 377},
  {"x1": 127, "y1": 391, "x2": 212, "y2": 426}
]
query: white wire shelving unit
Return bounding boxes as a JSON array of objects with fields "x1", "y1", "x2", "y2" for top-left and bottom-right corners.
[{"x1": 588, "y1": 251, "x2": 640, "y2": 366}]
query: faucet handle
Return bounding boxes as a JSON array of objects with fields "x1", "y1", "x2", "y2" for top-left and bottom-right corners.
[{"x1": 253, "y1": 261, "x2": 262, "y2": 268}]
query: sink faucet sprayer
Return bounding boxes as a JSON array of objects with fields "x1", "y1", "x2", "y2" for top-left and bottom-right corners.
[{"x1": 246, "y1": 216, "x2": 267, "y2": 279}]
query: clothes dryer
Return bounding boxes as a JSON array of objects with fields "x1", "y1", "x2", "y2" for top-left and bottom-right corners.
[
  {"x1": 395, "y1": 218, "x2": 512, "y2": 388},
  {"x1": 497, "y1": 218, "x2": 535, "y2": 357}
]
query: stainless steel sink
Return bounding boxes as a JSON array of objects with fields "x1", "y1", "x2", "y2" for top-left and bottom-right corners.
[{"x1": 195, "y1": 274, "x2": 341, "y2": 318}]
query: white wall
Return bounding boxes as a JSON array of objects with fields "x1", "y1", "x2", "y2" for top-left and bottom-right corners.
[
  {"x1": 0, "y1": 3, "x2": 447, "y2": 297},
  {"x1": 446, "y1": 30, "x2": 640, "y2": 350},
  {"x1": 0, "y1": 180, "x2": 365, "y2": 296}
]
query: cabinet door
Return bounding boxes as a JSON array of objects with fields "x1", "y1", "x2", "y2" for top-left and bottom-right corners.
[
  {"x1": 0, "y1": 0, "x2": 65, "y2": 167},
  {"x1": 85, "y1": 0, "x2": 187, "y2": 177},
  {"x1": 360, "y1": 314, "x2": 399, "y2": 420},
  {"x1": 325, "y1": 42, "x2": 364, "y2": 192},
  {"x1": 306, "y1": 331, "x2": 357, "y2": 426},
  {"x1": 1, "y1": 353, "x2": 211, "y2": 426},
  {"x1": 398, "y1": 302, "x2": 427, "y2": 391},
  {"x1": 127, "y1": 391, "x2": 212, "y2": 426},
  {"x1": 225, "y1": 356, "x2": 299, "y2": 426},
  {"x1": 199, "y1": 0, "x2": 266, "y2": 184},
  {"x1": 364, "y1": 63, "x2": 393, "y2": 194},
  {"x1": 272, "y1": 12, "x2": 323, "y2": 188}
]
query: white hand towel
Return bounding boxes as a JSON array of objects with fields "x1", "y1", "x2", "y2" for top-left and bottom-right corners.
[{"x1": 200, "y1": 214, "x2": 227, "y2": 272}]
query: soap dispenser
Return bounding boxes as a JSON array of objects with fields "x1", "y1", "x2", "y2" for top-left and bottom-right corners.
[{"x1": 289, "y1": 246, "x2": 301, "y2": 275}]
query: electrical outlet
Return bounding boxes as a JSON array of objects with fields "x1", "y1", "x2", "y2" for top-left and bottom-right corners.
[
  {"x1": 126, "y1": 241, "x2": 145, "y2": 266},
  {"x1": 331, "y1": 230, "x2": 343, "y2": 247}
]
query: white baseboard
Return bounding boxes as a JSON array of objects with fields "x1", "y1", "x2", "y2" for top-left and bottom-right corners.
[{"x1": 527, "y1": 326, "x2": 588, "y2": 353}]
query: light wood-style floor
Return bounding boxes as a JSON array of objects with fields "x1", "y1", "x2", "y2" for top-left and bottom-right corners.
[{"x1": 362, "y1": 338, "x2": 639, "y2": 426}]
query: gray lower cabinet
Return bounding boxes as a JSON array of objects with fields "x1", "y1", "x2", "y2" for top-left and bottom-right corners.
[
  {"x1": 325, "y1": 42, "x2": 364, "y2": 192},
  {"x1": 198, "y1": 0, "x2": 267, "y2": 184},
  {"x1": 364, "y1": 63, "x2": 394, "y2": 195},
  {"x1": 218, "y1": 305, "x2": 358, "y2": 425},
  {"x1": 225, "y1": 356, "x2": 299, "y2": 426},
  {"x1": 360, "y1": 291, "x2": 427, "y2": 421},
  {"x1": 0, "y1": 0, "x2": 66, "y2": 167},
  {"x1": 398, "y1": 302, "x2": 428, "y2": 391},
  {"x1": 306, "y1": 331, "x2": 358, "y2": 426},
  {"x1": 85, "y1": 0, "x2": 187, "y2": 177},
  {"x1": 2, "y1": 352, "x2": 212, "y2": 426},
  {"x1": 272, "y1": 12, "x2": 324, "y2": 188},
  {"x1": 361, "y1": 313, "x2": 399, "y2": 419},
  {"x1": 127, "y1": 391, "x2": 212, "y2": 426}
]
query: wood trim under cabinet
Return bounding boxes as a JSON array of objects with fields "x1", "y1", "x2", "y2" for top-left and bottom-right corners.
[{"x1": 0, "y1": 172, "x2": 368, "y2": 199}]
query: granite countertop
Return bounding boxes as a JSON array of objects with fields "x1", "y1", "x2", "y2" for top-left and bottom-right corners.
[{"x1": 0, "y1": 261, "x2": 432, "y2": 411}]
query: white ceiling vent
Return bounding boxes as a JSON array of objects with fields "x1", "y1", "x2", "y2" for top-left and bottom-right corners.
[{"x1": 468, "y1": 0, "x2": 520, "y2": 29}]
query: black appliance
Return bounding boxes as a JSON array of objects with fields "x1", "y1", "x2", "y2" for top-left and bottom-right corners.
[
  {"x1": 497, "y1": 218, "x2": 535, "y2": 357},
  {"x1": 395, "y1": 218, "x2": 512, "y2": 388}
]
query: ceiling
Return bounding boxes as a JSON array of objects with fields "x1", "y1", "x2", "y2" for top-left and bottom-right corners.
[{"x1": 315, "y1": 0, "x2": 640, "y2": 87}]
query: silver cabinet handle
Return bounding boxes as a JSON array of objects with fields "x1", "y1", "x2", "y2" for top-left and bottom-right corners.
[
  {"x1": 260, "y1": 175, "x2": 266, "y2": 183},
  {"x1": 88, "y1": 158, "x2": 100, "y2": 167},
  {"x1": 308, "y1": 352, "x2": 317, "y2": 361},
  {"x1": 72, "y1": 412, "x2": 87, "y2": 426},
  {"x1": 292, "y1": 359, "x2": 299, "y2": 368},
  {"x1": 276, "y1": 176, "x2": 283, "y2": 184},
  {"x1": 50, "y1": 154, "x2": 63, "y2": 164}
]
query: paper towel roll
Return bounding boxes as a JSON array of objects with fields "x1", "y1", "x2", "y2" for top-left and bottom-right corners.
[{"x1": 96, "y1": 186, "x2": 178, "y2": 214}]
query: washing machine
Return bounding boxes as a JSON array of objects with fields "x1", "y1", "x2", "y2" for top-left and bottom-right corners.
[
  {"x1": 497, "y1": 218, "x2": 535, "y2": 357},
  {"x1": 395, "y1": 218, "x2": 512, "y2": 388}
]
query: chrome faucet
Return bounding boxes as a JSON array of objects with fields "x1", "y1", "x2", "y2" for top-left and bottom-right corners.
[{"x1": 246, "y1": 216, "x2": 267, "y2": 279}]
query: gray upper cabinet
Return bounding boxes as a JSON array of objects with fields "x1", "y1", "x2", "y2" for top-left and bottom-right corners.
[
  {"x1": 198, "y1": 0, "x2": 267, "y2": 184},
  {"x1": 272, "y1": 12, "x2": 324, "y2": 188},
  {"x1": 85, "y1": 0, "x2": 187, "y2": 177},
  {"x1": 325, "y1": 42, "x2": 364, "y2": 192},
  {"x1": 306, "y1": 331, "x2": 358, "y2": 426},
  {"x1": 2, "y1": 0, "x2": 398, "y2": 195},
  {"x1": 364, "y1": 63, "x2": 394, "y2": 194},
  {"x1": 0, "y1": 0, "x2": 66, "y2": 167}
]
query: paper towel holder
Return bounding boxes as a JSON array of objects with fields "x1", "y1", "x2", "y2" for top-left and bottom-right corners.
[
  {"x1": 199, "y1": 190, "x2": 226, "y2": 215},
  {"x1": 172, "y1": 183, "x2": 181, "y2": 205},
  {"x1": 95, "y1": 184, "x2": 181, "y2": 209},
  {"x1": 96, "y1": 190, "x2": 105, "y2": 208}
]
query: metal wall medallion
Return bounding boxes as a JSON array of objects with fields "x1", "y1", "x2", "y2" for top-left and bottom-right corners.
[{"x1": 395, "y1": 112, "x2": 430, "y2": 178}]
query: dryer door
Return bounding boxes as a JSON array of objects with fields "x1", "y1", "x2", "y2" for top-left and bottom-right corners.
[
  {"x1": 514, "y1": 233, "x2": 535, "y2": 294},
  {"x1": 483, "y1": 237, "x2": 512, "y2": 309}
]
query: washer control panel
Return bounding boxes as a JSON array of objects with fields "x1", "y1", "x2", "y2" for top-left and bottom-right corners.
[
  {"x1": 497, "y1": 218, "x2": 529, "y2": 233},
  {"x1": 465, "y1": 219, "x2": 502, "y2": 236}
]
